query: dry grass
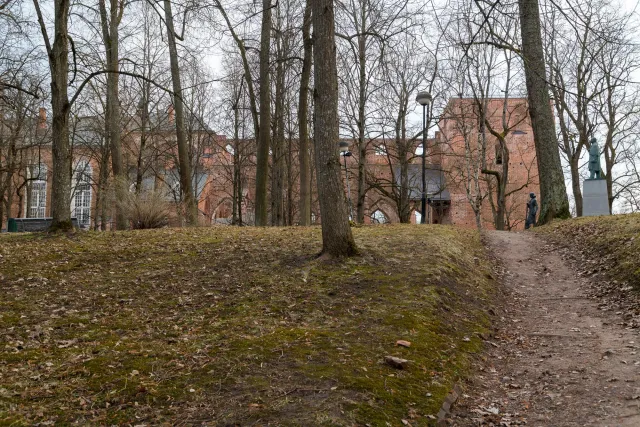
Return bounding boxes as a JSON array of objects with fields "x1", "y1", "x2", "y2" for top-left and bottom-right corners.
[
  {"x1": 539, "y1": 213, "x2": 640, "y2": 288},
  {"x1": 0, "y1": 225, "x2": 496, "y2": 426}
]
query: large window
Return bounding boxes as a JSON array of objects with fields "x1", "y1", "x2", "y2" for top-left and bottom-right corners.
[
  {"x1": 28, "y1": 164, "x2": 47, "y2": 218},
  {"x1": 71, "y1": 160, "x2": 92, "y2": 228}
]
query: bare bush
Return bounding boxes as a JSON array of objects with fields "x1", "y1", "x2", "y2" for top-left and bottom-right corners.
[{"x1": 122, "y1": 190, "x2": 170, "y2": 229}]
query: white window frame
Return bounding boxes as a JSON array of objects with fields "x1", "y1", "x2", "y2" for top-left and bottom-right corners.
[
  {"x1": 28, "y1": 164, "x2": 47, "y2": 218},
  {"x1": 71, "y1": 160, "x2": 92, "y2": 228}
]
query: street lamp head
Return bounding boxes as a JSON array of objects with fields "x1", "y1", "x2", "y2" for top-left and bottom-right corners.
[
  {"x1": 416, "y1": 91, "x2": 432, "y2": 106},
  {"x1": 338, "y1": 141, "x2": 350, "y2": 153}
]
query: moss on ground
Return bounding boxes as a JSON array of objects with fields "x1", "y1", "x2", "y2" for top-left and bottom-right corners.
[
  {"x1": 538, "y1": 214, "x2": 640, "y2": 288},
  {"x1": 0, "y1": 225, "x2": 496, "y2": 426}
]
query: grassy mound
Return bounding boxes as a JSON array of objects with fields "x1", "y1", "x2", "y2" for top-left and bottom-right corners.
[
  {"x1": 0, "y1": 225, "x2": 496, "y2": 426},
  {"x1": 539, "y1": 214, "x2": 640, "y2": 287}
]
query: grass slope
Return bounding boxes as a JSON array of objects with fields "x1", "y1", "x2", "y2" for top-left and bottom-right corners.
[
  {"x1": 539, "y1": 214, "x2": 640, "y2": 288},
  {"x1": 0, "y1": 225, "x2": 496, "y2": 426}
]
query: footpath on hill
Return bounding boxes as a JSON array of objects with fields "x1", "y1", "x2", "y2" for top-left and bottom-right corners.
[{"x1": 450, "y1": 230, "x2": 640, "y2": 426}]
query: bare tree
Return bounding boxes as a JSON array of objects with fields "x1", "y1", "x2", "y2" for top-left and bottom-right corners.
[
  {"x1": 162, "y1": 0, "x2": 197, "y2": 225},
  {"x1": 255, "y1": 0, "x2": 272, "y2": 226},
  {"x1": 518, "y1": 0, "x2": 570, "y2": 223},
  {"x1": 32, "y1": 0, "x2": 74, "y2": 230},
  {"x1": 335, "y1": 0, "x2": 418, "y2": 223},
  {"x1": 298, "y1": 1, "x2": 312, "y2": 225},
  {"x1": 312, "y1": 0, "x2": 357, "y2": 257},
  {"x1": 99, "y1": 0, "x2": 127, "y2": 229}
]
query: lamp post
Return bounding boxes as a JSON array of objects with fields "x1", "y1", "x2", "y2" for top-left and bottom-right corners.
[
  {"x1": 338, "y1": 141, "x2": 353, "y2": 220},
  {"x1": 416, "y1": 91, "x2": 432, "y2": 224}
]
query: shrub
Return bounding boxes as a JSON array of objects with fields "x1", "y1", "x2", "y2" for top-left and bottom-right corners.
[{"x1": 122, "y1": 190, "x2": 170, "y2": 229}]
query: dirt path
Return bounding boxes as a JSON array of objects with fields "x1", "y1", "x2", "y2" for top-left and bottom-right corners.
[{"x1": 450, "y1": 231, "x2": 640, "y2": 426}]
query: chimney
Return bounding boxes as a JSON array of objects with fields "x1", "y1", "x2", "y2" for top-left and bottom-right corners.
[
  {"x1": 38, "y1": 107, "x2": 47, "y2": 130},
  {"x1": 168, "y1": 105, "x2": 175, "y2": 124}
]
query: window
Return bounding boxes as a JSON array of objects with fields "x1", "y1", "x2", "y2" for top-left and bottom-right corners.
[
  {"x1": 371, "y1": 209, "x2": 388, "y2": 224},
  {"x1": 495, "y1": 143, "x2": 503, "y2": 165},
  {"x1": 375, "y1": 144, "x2": 387, "y2": 156},
  {"x1": 414, "y1": 210, "x2": 422, "y2": 224},
  {"x1": 71, "y1": 160, "x2": 92, "y2": 228},
  {"x1": 225, "y1": 144, "x2": 235, "y2": 156},
  {"x1": 28, "y1": 164, "x2": 47, "y2": 218}
]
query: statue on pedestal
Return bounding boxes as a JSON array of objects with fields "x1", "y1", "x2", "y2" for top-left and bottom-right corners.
[{"x1": 588, "y1": 138, "x2": 602, "y2": 180}]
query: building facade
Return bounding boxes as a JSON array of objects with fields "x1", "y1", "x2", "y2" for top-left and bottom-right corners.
[{"x1": 0, "y1": 98, "x2": 539, "y2": 231}]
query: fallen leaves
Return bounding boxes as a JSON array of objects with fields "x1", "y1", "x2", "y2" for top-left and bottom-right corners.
[{"x1": 0, "y1": 225, "x2": 496, "y2": 425}]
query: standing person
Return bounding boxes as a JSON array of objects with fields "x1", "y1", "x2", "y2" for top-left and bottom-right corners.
[{"x1": 525, "y1": 192, "x2": 538, "y2": 229}]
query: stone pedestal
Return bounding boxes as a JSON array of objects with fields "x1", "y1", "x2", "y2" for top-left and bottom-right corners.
[{"x1": 583, "y1": 179, "x2": 610, "y2": 216}]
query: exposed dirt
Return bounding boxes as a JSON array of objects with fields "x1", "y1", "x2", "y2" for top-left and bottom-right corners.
[{"x1": 450, "y1": 230, "x2": 640, "y2": 426}]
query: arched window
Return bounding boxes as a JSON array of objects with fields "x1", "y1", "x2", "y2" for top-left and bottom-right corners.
[
  {"x1": 371, "y1": 209, "x2": 388, "y2": 224},
  {"x1": 414, "y1": 210, "x2": 422, "y2": 224},
  {"x1": 71, "y1": 160, "x2": 92, "y2": 228},
  {"x1": 28, "y1": 163, "x2": 47, "y2": 218}
]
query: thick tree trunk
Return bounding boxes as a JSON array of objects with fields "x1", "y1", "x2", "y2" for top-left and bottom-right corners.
[
  {"x1": 255, "y1": 0, "x2": 272, "y2": 226},
  {"x1": 47, "y1": 0, "x2": 73, "y2": 231},
  {"x1": 298, "y1": 2, "x2": 312, "y2": 226},
  {"x1": 163, "y1": 0, "x2": 197, "y2": 226},
  {"x1": 518, "y1": 0, "x2": 570, "y2": 223},
  {"x1": 311, "y1": 0, "x2": 357, "y2": 257},
  {"x1": 100, "y1": 0, "x2": 127, "y2": 230}
]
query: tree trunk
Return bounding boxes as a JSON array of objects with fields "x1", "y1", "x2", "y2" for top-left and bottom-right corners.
[
  {"x1": 271, "y1": 27, "x2": 285, "y2": 226},
  {"x1": 95, "y1": 141, "x2": 110, "y2": 230},
  {"x1": 99, "y1": 0, "x2": 127, "y2": 230},
  {"x1": 604, "y1": 130, "x2": 615, "y2": 214},
  {"x1": 518, "y1": 0, "x2": 570, "y2": 223},
  {"x1": 255, "y1": 0, "x2": 272, "y2": 226},
  {"x1": 399, "y1": 148, "x2": 410, "y2": 222},
  {"x1": 356, "y1": 14, "x2": 367, "y2": 224},
  {"x1": 287, "y1": 131, "x2": 294, "y2": 225},
  {"x1": 34, "y1": 0, "x2": 73, "y2": 230},
  {"x1": 163, "y1": 0, "x2": 197, "y2": 226},
  {"x1": 298, "y1": 2, "x2": 312, "y2": 226},
  {"x1": 569, "y1": 156, "x2": 582, "y2": 216},
  {"x1": 311, "y1": 0, "x2": 357, "y2": 258},
  {"x1": 232, "y1": 104, "x2": 240, "y2": 225},
  {"x1": 44, "y1": 0, "x2": 73, "y2": 231}
]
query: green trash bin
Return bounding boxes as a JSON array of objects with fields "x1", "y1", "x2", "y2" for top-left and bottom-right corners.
[{"x1": 7, "y1": 218, "x2": 18, "y2": 232}]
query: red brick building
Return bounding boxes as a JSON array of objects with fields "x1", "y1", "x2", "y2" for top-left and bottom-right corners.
[
  {"x1": 433, "y1": 98, "x2": 540, "y2": 230},
  {"x1": 1, "y1": 98, "x2": 538, "y2": 230}
]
